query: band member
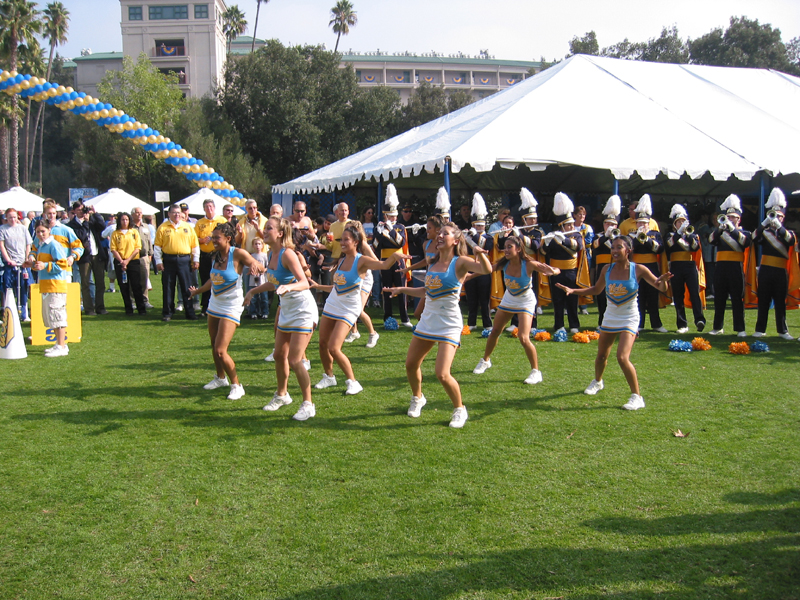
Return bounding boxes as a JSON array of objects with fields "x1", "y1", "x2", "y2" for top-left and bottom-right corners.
[
  {"x1": 665, "y1": 204, "x2": 705, "y2": 333},
  {"x1": 750, "y1": 188, "x2": 799, "y2": 340},
  {"x1": 463, "y1": 193, "x2": 494, "y2": 331},
  {"x1": 375, "y1": 184, "x2": 412, "y2": 327},
  {"x1": 629, "y1": 194, "x2": 668, "y2": 333},
  {"x1": 435, "y1": 186, "x2": 451, "y2": 223},
  {"x1": 519, "y1": 187, "x2": 543, "y2": 323},
  {"x1": 558, "y1": 235, "x2": 672, "y2": 411},
  {"x1": 709, "y1": 194, "x2": 751, "y2": 336},
  {"x1": 540, "y1": 192, "x2": 589, "y2": 334},
  {"x1": 592, "y1": 195, "x2": 621, "y2": 329}
]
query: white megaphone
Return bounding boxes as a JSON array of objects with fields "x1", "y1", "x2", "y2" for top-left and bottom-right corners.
[{"x1": 0, "y1": 288, "x2": 28, "y2": 359}]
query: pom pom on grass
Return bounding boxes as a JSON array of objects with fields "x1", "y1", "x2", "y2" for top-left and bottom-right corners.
[
  {"x1": 729, "y1": 341, "x2": 750, "y2": 355},
  {"x1": 534, "y1": 331, "x2": 551, "y2": 342},
  {"x1": 691, "y1": 337, "x2": 711, "y2": 351}
]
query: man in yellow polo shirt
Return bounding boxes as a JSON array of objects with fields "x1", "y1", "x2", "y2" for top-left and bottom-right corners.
[
  {"x1": 323, "y1": 202, "x2": 350, "y2": 260},
  {"x1": 154, "y1": 203, "x2": 200, "y2": 322},
  {"x1": 195, "y1": 199, "x2": 226, "y2": 315}
]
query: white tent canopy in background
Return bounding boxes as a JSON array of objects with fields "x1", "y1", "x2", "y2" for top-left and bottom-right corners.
[
  {"x1": 85, "y1": 188, "x2": 158, "y2": 215},
  {"x1": 273, "y1": 55, "x2": 800, "y2": 195},
  {"x1": 0, "y1": 187, "x2": 47, "y2": 213},
  {"x1": 181, "y1": 188, "x2": 245, "y2": 216}
]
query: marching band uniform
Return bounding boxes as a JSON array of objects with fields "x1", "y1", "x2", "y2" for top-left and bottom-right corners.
[
  {"x1": 629, "y1": 194, "x2": 667, "y2": 332},
  {"x1": 375, "y1": 184, "x2": 410, "y2": 325},
  {"x1": 519, "y1": 187, "x2": 543, "y2": 325},
  {"x1": 464, "y1": 193, "x2": 493, "y2": 330},
  {"x1": 593, "y1": 195, "x2": 621, "y2": 329},
  {"x1": 709, "y1": 195, "x2": 751, "y2": 336},
  {"x1": 665, "y1": 204, "x2": 705, "y2": 333}
]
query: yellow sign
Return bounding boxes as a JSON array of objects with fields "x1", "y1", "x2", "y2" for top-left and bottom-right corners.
[{"x1": 29, "y1": 283, "x2": 83, "y2": 346}]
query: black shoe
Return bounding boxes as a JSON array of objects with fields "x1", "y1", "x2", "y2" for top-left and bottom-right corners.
[
  {"x1": 97, "y1": 308, "x2": 108, "y2": 315},
  {"x1": 126, "y1": 311, "x2": 134, "y2": 316},
  {"x1": 696, "y1": 320, "x2": 705, "y2": 332},
  {"x1": 162, "y1": 315, "x2": 171, "y2": 322},
  {"x1": 84, "y1": 311, "x2": 97, "y2": 316},
  {"x1": 186, "y1": 315, "x2": 199, "y2": 321}
]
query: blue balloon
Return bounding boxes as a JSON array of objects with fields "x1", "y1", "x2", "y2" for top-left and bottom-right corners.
[
  {"x1": 69, "y1": 91, "x2": 78, "y2": 100},
  {"x1": 152, "y1": 130, "x2": 160, "y2": 137},
  {"x1": 188, "y1": 158, "x2": 197, "y2": 166},
  {"x1": 103, "y1": 103, "x2": 112, "y2": 110},
  {"x1": 78, "y1": 92, "x2": 86, "y2": 98},
  {"x1": 166, "y1": 142, "x2": 175, "y2": 150},
  {"x1": 33, "y1": 84, "x2": 43, "y2": 93},
  {"x1": 23, "y1": 74, "x2": 31, "y2": 81},
  {"x1": 173, "y1": 144, "x2": 182, "y2": 151},
  {"x1": 179, "y1": 157, "x2": 189, "y2": 166},
  {"x1": 196, "y1": 160, "x2": 203, "y2": 166},
  {"x1": 201, "y1": 173, "x2": 210, "y2": 181},
  {"x1": 144, "y1": 128, "x2": 153, "y2": 136},
  {"x1": 14, "y1": 74, "x2": 24, "y2": 83}
]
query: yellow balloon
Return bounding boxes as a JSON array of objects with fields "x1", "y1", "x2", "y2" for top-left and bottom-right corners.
[
  {"x1": 186, "y1": 153, "x2": 193, "y2": 159},
  {"x1": 145, "y1": 135, "x2": 155, "y2": 144},
  {"x1": 65, "y1": 100, "x2": 75, "y2": 109},
  {"x1": 47, "y1": 88, "x2": 58, "y2": 97},
  {"x1": 56, "y1": 86, "x2": 66, "y2": 94},
  {"x1": 182, "y1": 165, "x2": 192, "y2": 174},
  {"x1": 99, "y1": 109, "x2": 108, "y2": 118},
  {"x1": 0, "y1": 71, "x2": 9, "y2": 81},
  {"x1": 74, "y1": 97, "x2": 84, "y2": 106},
  {"x1": 190, "y1": 164, "x2": 200, "y2": 174},
  {"x1": 11, "y1": 84, "x2": 22, "y2": 94},
  {"x1": 177, "y1": 149, "x2": 187, "y2": 158},
  {"x1": 169, "y1": 149, "x2": 178, "y2": 158},
  {"x1": 89, "y1": 111, "x2": 99, "y2": 119},
  {"x1": 156, "y1": 135, "x2": 164, "y2": 144},
  {"x1": 212, "y1": 181, "x2": 221, "y2": 189},
  {"x1": 207, "y1": 167, "x2": 215, "y2": 174},
  {"x1": 20, "y1": 80, "x2": 31, "y2": 90}
]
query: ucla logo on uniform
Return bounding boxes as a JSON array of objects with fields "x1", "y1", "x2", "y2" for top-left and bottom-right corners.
[
  {"x1": 333, "y1": 273, "x2": 347, "y2": 286},
  {"x1": 425, "y1": 275, "x2": 443, "y2": 290},
  {"x1": 266, "y1": 273, "x2": 279, "y2": 285},
  {"x1": 504, "y1": 278, "x2": 521, "y2": 291},
  {"x1": 211, "y1": 273, "x2": 225, "y2": 285},
  {"x1": 607, "y1": 283, "x2": 629, "y2": 298}
]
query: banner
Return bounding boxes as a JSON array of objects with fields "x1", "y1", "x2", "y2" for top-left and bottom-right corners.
[{"x1": 29, "y1": 283, "x2": 82, "y2": 346}]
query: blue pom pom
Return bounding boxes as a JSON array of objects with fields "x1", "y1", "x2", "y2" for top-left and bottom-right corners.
[
  {"x1": 554, "y1": 330, "x2": 568, "y2": 342},
  {"x1": 751, "y1": 341, "x2": 769, "y2": 353},
  {"x1": 481, "y1": 328, "x2": 491, "y2": 338},
  {"x1": 669, "y1": 339, "x2": 692, "y2": 352},
  {"x1": 383, "y1": 317, "x2": 398, "y2": 331}
]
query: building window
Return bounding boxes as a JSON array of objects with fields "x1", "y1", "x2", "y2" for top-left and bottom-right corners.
[
  {"x1": 128, "y1": 6, "x2": 142, "y2": 20},
  {"x1": 194, "y1": 5, "x2": 208, "y2": 19},
  {"x1": 149, "y1": 5, "x2": 189, "y2": 20},
  {"x1": 155, "y1": 39, "x2": 186, "y2": 56}
]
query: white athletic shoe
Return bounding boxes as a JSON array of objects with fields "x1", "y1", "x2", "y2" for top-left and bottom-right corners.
[
  {"x1": 536, "y1": 306, "x2": 543, "y2": 315},
  {"x1": 654, "y1": 326, "x2": 668, "y2": 333},
  {"x1": 569, "y1": 328, "x2": 579, "y2": 334},
  {"x1": 505, "y1": 325, "x2": 517, "y2": 333},
  {"x1": 779, "y1": 332, "x2": 794, "y2": 341},
  {"x1": 203, "y1": 375, "x2": 229, "y2": 390},
  {"x1": 314, "y1": 374, "x2": 337, "y2": 389},
  {"x1": 292, "y1": 401, "x2": 316, "y2": 421},
  {"x1": 227, "y1": 384, "x2": 245, "y2": 400},
  {"x1": 407, "y1": 395, "x2": 427, "y2": 418},
  {"x1": 584, "y1": 379, "x2": 604, "y2": 395},
  {"x1": 344, "y1": 379, "x2": 363, "y2": 395},
  {"x1": 676, "y1": 327, "x2": 689, "y2": 334},
  {"x1": 449, "y1": 406, "x2": 468, "y2": 428},
  {"x1": 473, "y1": 358, "x2": 492, "y2": 374},
  {"x1": 622, "y1": 394, "x2": 645, "y2": 411},
  {"x1": 366, "y1": 333, "x2": 380, "y2": 348},
  {"x1": 344, "y1": 331, "x2": 360, "y2": 343},
  {"x1": 737, "y1": 331, "x2": 747, "y2": 338},
  {"x1": 264, "y1": 350, "x2": 275, "y2": 362},
  {"x1": 554, "y1": 327, "x2": 566, "y2": 335},
  {"x1": 401, "y1": 321, "x2": 414, "y2": 328},
  {"x1": 752, "y1": 332, "x2": 765, "y2": 338},
  {"x1": 263, "y1": 392, "x2": 293, "y2": 411},
  {"x1": 709, "y1": 329, "x2": 723, "y2": 335},
  {"x1": 302, "y1": 359, "x2": 311, "y2": 371},
  {"x1": 524, "y1": 368, "x2": 543, "y2": 385},
  {"x1": 44, "y1": 344, "x2": 69, "y2": 357},
  {"x1": 176, "y1": 302, "x2": 184, "y2": 312}
]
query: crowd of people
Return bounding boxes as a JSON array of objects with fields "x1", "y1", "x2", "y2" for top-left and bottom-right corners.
[{"x1": 2, "y1": 184, "x2": 798, "y2": 427}]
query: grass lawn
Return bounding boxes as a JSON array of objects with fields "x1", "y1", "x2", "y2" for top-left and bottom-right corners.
[{"x1": 1, "y1": 278, "x2": 799, "y2": 599}]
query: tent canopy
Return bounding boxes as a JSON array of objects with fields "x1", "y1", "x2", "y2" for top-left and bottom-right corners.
[
  {"x1": 85, "y1": 188, "x2": 158, "y2": 216},
  {"x1": 180, "y1": 188, "x2": 245, "y2": 216},
  {"x1": 0, "y1": 187, "x2": 47, "y2": 213},
  {"x1": 273, "y1": 55, "x2": 800, "y2": 198}
]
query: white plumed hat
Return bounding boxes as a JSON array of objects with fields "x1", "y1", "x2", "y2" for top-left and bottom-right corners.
[
  {"x1": 602, "y1": 195, "x2": 621, "y2": 223},
  {"x1": 553, "y1": 192, "x2": 575, "y2": 226},
  {"x1": 383, "y1": 183, "x2": 399, "y2": 216},
  {"x1": 471, "y1": 192, "x2": 488, "y2": 224},
  {"x1": 766, "y1": 188, "x2": 787, "y2": 215},
  {"x1": 435, "y1": 186, "x2": 451, "y2": 217},
  {"x1": 520, "y1": 187, "x2": 538, "y2": 218},
  {"x1": 635, "y1": 194, "x2": 652, "y2": 220},
  {"x1": 720, "y1": 194, "x2": 742, "y2": 216},
  {"x1": 669, "y1": 203, "x2": 688, "y2": 222}
]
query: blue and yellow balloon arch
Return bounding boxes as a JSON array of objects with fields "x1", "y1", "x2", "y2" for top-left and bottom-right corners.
[{"x1": 0, "y1": 69, "x2": 248, "y2": 206}]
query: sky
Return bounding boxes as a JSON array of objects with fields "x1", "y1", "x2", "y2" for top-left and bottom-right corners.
[{"x1": 51, "y1": 0, "x2": 800, "y2": 63}]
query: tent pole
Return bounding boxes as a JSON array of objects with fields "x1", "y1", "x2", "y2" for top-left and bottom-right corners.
[
  {"x1": 444, "y1": 157, "x2": 451, "y2": 219},
  {"x1": 613, "y1": 179, "x2": 619, "y2": 196},
  {"x1": 378, "y1": 176, "x2": 384, "y2": 215},
  {"x1": 758, "y1": 173, "x2": 767, "y2": 223}
]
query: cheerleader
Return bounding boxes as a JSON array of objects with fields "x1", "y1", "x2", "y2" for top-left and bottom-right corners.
[
  {"x1": 384, "y1": 223, "x2": 492, "y2": 428},
  {"x1": 473, "y1": 235, "x2": 560, "y2": 384},
  {"x1": 558, "y1": 235, "x2": 672, "y2": 410},
  {"x1": 189, "y1": 222, "x2": 265, "y2": 400},
  {"x1": 592, "y1": 195, "x2": 622, "y2": 329},
  {"x1": 401, "y1": 215, "x2": 444, "y2": 319},
  {"x1": 246, "y1": 218, "x2": 319, "y2": 420},
  {"x1": 313, "y1": 226, "x2": 410, "y2": 395},
  {"x1": 343, "y1": 220, "x2": 381, "y2": 348}
]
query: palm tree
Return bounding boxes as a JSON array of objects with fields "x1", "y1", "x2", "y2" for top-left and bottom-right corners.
[
  {"x1": 222, "y1": 5, "x2": 247, "y2": 55},
  {"x1": 0, "y1": 0, "x2": 41, "y2": 187},
  {"x1": 329, "y1": 0, "x2": 357, "y2": 53},
  {"x1": 16, "y1": 38, "x2": 44, "y2": 186},
  {"x1": 251, "y1": 0, "x2": 269, "y2": 54},
  {"x1": 30, "y1": 1, "x2": 69, "y2": 191}
]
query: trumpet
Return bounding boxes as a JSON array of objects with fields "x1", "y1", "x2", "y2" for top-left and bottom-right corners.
[
  {"x1": 767, "y1": 210, "x2": 778, "y2": 220},
  {"x1": 717, "y1": 214, "x2": 730, "y2": 226},
  {"x1": 684, "y1": 225, "x2": 694, "y2": 235},
  {"x1": 608, "y1": 228, "x2": 621, "y2": 240},
  {"x1": 637, "y1": 231, "x2": 649, "y2": 244}
]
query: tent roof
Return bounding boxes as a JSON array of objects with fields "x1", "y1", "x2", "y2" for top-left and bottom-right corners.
[
  {"x1": 273, "y1": 55, "x2": 800, "y2": 196},
  {"x1": 0, "y1": 187, "x2": 46, "y2": 212},
  {"x1": 180, "y1": 188, "x2": 245, "y2": 216},
  {"x1": 85, "y1": 188, "x2": 158, "y2": 215}
]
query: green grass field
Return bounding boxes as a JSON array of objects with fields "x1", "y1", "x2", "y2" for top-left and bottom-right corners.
[{"x1": 1, "y1": 279, "x2": 799, "y2": 599}]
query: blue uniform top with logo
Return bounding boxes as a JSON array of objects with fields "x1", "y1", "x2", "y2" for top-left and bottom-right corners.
[{"x1": 414, "y1": 257, "x2": 464, "y2": 347}]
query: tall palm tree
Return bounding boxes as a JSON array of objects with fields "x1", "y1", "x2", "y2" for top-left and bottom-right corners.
[
  {"x1": 222, "y1": 5, "x2": 247, "y2": 55},
  {"x1": 30, "y1": 1, "x2": 69, "y2": 191},
  {"x1": 16, "y1": 38, "x2": 43, "y2": 186},
  {"x1": 251, "y1": 0, "x2": 269, "y2": 53},
  {"x1": 329, "y1": 0, "x2": 357, "y2": 53},
  {"x1": 0, "y1": 0, "x2": 41, "y2": 187}
]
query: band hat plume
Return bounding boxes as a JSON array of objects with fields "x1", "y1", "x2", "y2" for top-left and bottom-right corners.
[
  {"x1": 553, "y1": 192, "x2": 575, "y2": 226},
  {"x1": 765, "y1": 188, "x2": 786, "y2": 215},
  {"x1": 602, "y1": 194, "x2": 621, "y2": 223},
  {"x1": 635, "y1": 193, "x2": 653, "y2": 220},
  {"x1": 435, "y1": 186, "x2": 451, "y2": 217},
  {"x1": 383, "y1": 183, "x2": 399, "y2": 216},
  {"x1": 720, "y1": 194, "x2": 743, "y2": 216},
  {"x1": 520, "y1": 187, "x2": 538, "y2": 218},
  {"x1": 669, "y1": 203, "x2": 689, "y2": 222},
  {"x1": 471, "y1": 192, "x2": 488, "y2": 224}
]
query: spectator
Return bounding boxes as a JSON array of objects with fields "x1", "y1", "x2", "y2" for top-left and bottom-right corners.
[
  {"x1": 130, "y1": 207, "x2": 154, "y2": 309},
  {"x1": 248, "y1": 237, "x2": 270, "y2": 319},
  {"x1": 109, "y1": 212, "x2": 147, "y2": 315},
  {"x1": 67, "y1": 200, "x2": 108, "y2": 315},
  {"x1": 0, "y1": 208, "x2": 32, "y2": 321},
  {"x1": 154, "y1": 203, "x2": 200, "y2": 322}
]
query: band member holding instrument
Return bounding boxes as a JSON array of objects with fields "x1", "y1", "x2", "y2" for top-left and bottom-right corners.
[
  {"x1": 375, "y1": 184, "x2": 412, "y2": 327},
  {"x1": 629, "y1": 194, "x2": 667, "y2": 333},
  {"x1": 593, "y1": 195, "x2": 622, "y2": 329},
  {"x1": 463, "y1": 193, "x2": 494, "y2": 331},
  {"x1": 665, "y1": 204, "x2": 705, "y2": 333}
]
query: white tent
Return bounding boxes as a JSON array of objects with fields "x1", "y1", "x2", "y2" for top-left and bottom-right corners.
[
  {"x1": 273, "y1": 55, "x2": 800, "y2": 196},
  {"x1": 180, "y1": 188, "x2": 245, "y2": 216},
  {"x1": 0, "y1": 186, "x2": 47, "y2": 213},
  {"x1": 85, "y1": 188, "x2": 158, "y2": 215}
]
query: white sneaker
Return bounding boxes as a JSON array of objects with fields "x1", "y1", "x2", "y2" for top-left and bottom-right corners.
[
  {"x1": 468, "y1": 325, "x2": 478, "y2": 331},
  {"x1": 193, "y1": 301, "x2": 201, "y2": 312},
  {"x1": 752, "y1": 332, "x2": 765, "y2": 338},
  {"x1": 45, "y1": 344, "x2": 69, "y2": 357},
  {"x1": 654, "y1": 326, "x2": 668, "y2": 333},
  {"x1": 176, "y1": 302, "x2": 184, "y2": 312},
  {"x1": 505, "y1": 325, "x2": 516, "y2": 333},
  {"x1": 779, "y1": 332, "x2": 794, "y2": 340},
  {"x1": 622, "y1": 394, "x2": 645, "y2": 410},
  {"x1": 407, "y1": 395, "x2": 427, "y2": 417},
  {"x1": 676, "y1": 327, "x2": 689, "y2": 334},
  {"x1": 344, "y1": 331, "x2": 360, "y2": 343},
  {"x1": 584, "y1": 379, "x2": 604, "y2": 395},
  {"x1": 23, "y1": 316, "x2": 31, "y2": 323},
  {"x1": 292, "y1": 401, "x2": 316, "y2": 421},
  {"x1": 473, "y1": 358, "x2": 492, "y2": 374},
  {"x1": 264, "y1": 350, "x2": 275, "y2": 362},
  {"x1": 554, "y1": 327, "x2": 566, "y2": 335},
  {"x1": 314, "y1": 374, "x2": 337, "y2": 389},
  {"x1": 401, "y1": 321, "x2": 414, "y2": 328},
  {"x1": 366, "y1": 333, "x2": 380, "y2": 348},
  {"x1": 524, "y1": 368, "x2": 543, "y2": 385},
  {"x1": 263, "y1": 392, "x2": 293, "y2": 411},
  {"x1": 709, "y1": 329, "x2": 723, "y2": 335},
  {"x1": 203, "y1": 375, "x2": 229, "y2": 390},
  {"x1": 302, "y1": 359, "x2": 311, "y2": 370},
  {"x1": 536, "y1": 306, "x2": 543, "y2": 315},
  {"x1": 737, "y1": 331, "x2": 747, "y2": 338},
  {"x1": 449, "y1": 406, "x2": 468, "y2": 428},
  {"x1": 345, "y1": 379, "x2": 363, "y2": 395},
  {"x1": 227, "y1": 384, "x2": 245, "y2": 400},
  {"x1": 569, "y1": 328, "x2": 579, "y2": 334}
]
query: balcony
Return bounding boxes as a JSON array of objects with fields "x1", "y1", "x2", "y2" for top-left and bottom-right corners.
[{"x1": 155, "y1": 45, "x2": 186, "y2": 57}]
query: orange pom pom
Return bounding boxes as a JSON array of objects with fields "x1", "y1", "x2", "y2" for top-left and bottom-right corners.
[
  {"x1": 461, "y1": 325, "x2": 472, "y2": 335},
  {"x1": 572, "y1": 332, "x2": 590, "y2": 343},
  {"x1": 582, "y1": 330, "x2": 600, "y2": 340},
  {"x1": 729, "y1": 341, "x2": 750, "y2": 355},
  {"x1": 691, "y1": 337, "x2": 712, "y2": 351},
  {"x1": 534, "y1": 331, "x2": 551, "y2": 342},
  {"x1": 510, "y1": 327, "x2": 519, "y2": 338}
]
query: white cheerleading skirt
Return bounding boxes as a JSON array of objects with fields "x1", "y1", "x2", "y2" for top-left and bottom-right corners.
[
  {"x1": 413, "y1": 294, "x2": 463, "y2": 347},
  {"x1": 322, "y1": 288, "x2": 362, "y2": 326},
  {"x1": 277, "y1": 289, "x2": 319, "y2": 334},
  {"x1": 599, "y1": 297, "x2": 639, "y2": 335},
  {"x1": 498, "y1": 288, "x2": 536, "y2": 317},
  {"x1": 207, "y1": 286, "x2": 245, "y2": 325},
  {"x1": 360, "y1": 269, "x2": 374, "y2": 294}
]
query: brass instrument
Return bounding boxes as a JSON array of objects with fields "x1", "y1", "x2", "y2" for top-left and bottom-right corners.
[
  {"x1": 767, "y1": 210, "x2": 778, "y2": 220},
  {"x1": 717, "y1": 214, "x2": 730, "y2": 226},
  {"x1": 637, "y1": 231, "x2": 649, "y2": 244},
  {"x1": 684, "y1": 225, "x2": 694, "y2": 235},
  {"x1": 608, "y1": 228, "x2": 621, "y2": 240}
]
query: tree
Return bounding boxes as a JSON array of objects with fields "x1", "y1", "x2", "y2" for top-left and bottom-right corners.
[
  {"x1": 329, "y1": 0, "x2": 357, "y2": 53},
  {"x1": 222, "y1": 5, "x2": 247, "y2": 55},
  {"x1": 567, "y1": 31, "x2": 598, "y2": 57},
  {"x1": 447, "y1": 89, "x2": 475, "y2": 113},
  {"x1": 348, "y1": 86, "x2": 401, "y2": 150},
  {"x1": 16, "y1": 37, "x2": 43, "y2": 186},
  {"x1": 0, "y1": 0, "x2": 41, "y2": 187},
  {"x1": 640, "y1": 26, "x2": 689, "y2": 63},
  {"x1": 787, "y1": 36, "x2": 800, "y2": 72},
  {"x1": 400, "y1": 81, "x2": 448, "y2": 129},
  {"x1": 251, "y1": 0, "x2": 268, "y2": 54}
]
